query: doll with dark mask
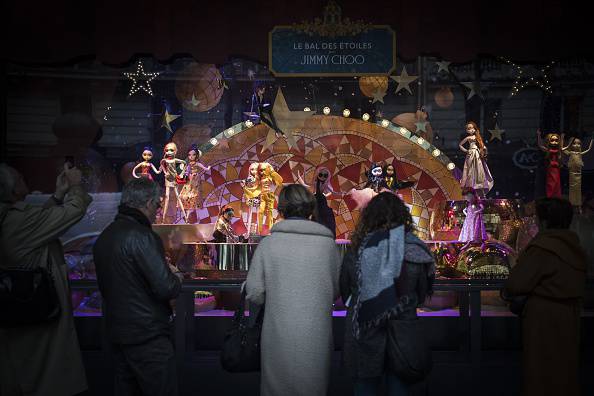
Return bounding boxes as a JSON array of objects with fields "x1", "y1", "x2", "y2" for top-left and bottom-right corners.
[
  {"x1": 364, "y1": 162, "x2": 385, "y2": 193},
  {"x1": 537, "y1": 130, "x2": 564, "y2": 198},
  {"x1": 347, "y1": 162, "x2": 387, "y2": 210},
  {"x1": 132, "y1": 147, "x2": 161, "y2": 181}
]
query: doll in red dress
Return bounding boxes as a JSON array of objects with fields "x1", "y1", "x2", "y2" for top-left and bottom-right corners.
[
  {"x1": 132, "y1": 147, "x2": 161, "y2": 181},
  {"x1": 537, "y1": 130, "x2": 563, "y2": 198}
]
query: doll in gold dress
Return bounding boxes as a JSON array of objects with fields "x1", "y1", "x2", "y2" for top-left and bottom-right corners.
[
  {"x1": 562, "y1": 137, "x2": 592, "y2": 212},
  {"x1": 257, "y1": 162, "x2": 283, "y2": 233},
  {"x1": 241, "y1": 162, "x2": 262, "y2": 236}
]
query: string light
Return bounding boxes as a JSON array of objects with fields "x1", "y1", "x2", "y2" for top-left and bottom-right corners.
[
  {"x1": 500, "y1": 57, "x2": 554, "y2": 97},
  {"x1": 432, "y1": 149, "x2": 441, "y2": 157},
  {"x1": 245, "y1": 120, "x2": 254, "y2": 128},
  {"x1": 416, "y1": 137, "x2": 425, "y2": 145},
  {"x1": 209, "y1": 138, "x2": 218, "y2": 145},
  {"x1": 342, "y1": 109, "x2": 351, "y2": 117},
  {"x1": 381, "y1": 119, "x2": 390, "y2": 128},
  {"x1": 123, "y1": 60, "x2": 160, "y2": 97},
  {"x1": 323, "y1": 106, "x2": 331, "y2": 115},
  {"x1": 362, "y1": 113, "x2": 370, "y2": 121},
  {"x1": 303, "y1": 107, "x2": 311, "y2": 112},
  {"x1": 446, "y1": 162, "x2": 455, "y2": 170}
]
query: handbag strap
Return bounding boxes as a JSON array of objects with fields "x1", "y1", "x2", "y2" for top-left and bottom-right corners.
[
  {"x1": 233, "y1": 288, "x2": 248, "y2": 323},
  {"x1": 233, "y1": 287, "x2": 264, "y2": 325}
]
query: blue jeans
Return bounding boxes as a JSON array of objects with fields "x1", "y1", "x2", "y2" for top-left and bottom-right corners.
[{"x1": 354, "y1": 374, "x2": 409, "y2": 396}]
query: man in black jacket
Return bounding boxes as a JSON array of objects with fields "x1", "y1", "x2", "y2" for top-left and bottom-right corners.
[{"x1": 93, "y1": 178, "x2": 183, "y2": 396}]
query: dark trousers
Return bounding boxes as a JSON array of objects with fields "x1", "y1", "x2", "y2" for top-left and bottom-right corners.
[{"x1": 111, "y1": 336, "x2": 178, "y2": 396}]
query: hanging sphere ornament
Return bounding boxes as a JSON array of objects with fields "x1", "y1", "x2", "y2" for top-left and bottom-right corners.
[
  {"x1": 175, "y1": 63, "x2": 224, "y2": 112},
  {"x1": 358, "y1": 76, "x2": 389, "y2": 98},
  {"x1": 434, "y1": 86, "x2": 455, "y2": 109}
]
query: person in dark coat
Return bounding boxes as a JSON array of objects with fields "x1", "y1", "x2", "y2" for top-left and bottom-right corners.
[
  {"x1": 297, "y1": 166, "x2": 338, "y2": 237},
  {"x1": 93, "y1": 178, "x2": 183, "y2": 396},
  {"x1": 340, "y1": 192, "x2": 435, "y2": 395},
  {"x1": 505, "y1": 197, "x2": 587, "y2": 396},
  {"x1": 0, "y1": 164, "x2": 91, "y2": 396}
]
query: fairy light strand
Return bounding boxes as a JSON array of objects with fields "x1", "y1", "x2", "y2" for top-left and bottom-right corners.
[{"x1": 500, "y1": 57, "x2": 554, "y2": 97}]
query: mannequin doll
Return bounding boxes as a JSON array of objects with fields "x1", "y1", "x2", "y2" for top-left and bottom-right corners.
[
  {"x1": 132, "y1": 147, "x2": 161, "y2": 180},
  {"x1": 159, "y1": 142, "x2": 188, "y2": 223},
  {"x1": 537, "y1": 130, "x2": 563, "y2": 198},
  {"x1": 562, "y1": 136, "x2": 592, "y2": 211},
  {"x1": 180, "y1": 144, "x2": 211, "y2": 222},
  {"x1": 241, "y1": 162, "x2": 262, "y2": 236},
  {"x1": 459, "y1": 121, "x2": 494, "y2": 198},
  {"x1": 458, "y1": 189, "x2": 487, "y2": 248}
]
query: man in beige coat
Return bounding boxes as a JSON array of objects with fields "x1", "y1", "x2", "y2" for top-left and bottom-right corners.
[{"x1": 0, "y1": 163, "x2": 92, "y2": 396}]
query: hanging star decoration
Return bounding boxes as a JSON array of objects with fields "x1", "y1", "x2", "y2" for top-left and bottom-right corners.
[
  {"x1": 186, "y1": 93, "x2": 201, "y2": 108},
  {"x1": 391, "y1": 66, "x2": 418, "y2": 95},
  {"x1": 435, "y1": 61, "x2": 451, "y2": 73},
  {"x1": 461, "y1": 81, "x2": 483, "y2": 100},
  {"x1": 488, "y1": 124, "x2": 505, "y2": 142},
  {"x1": 414, "y1": 120, "x2": 428, "y2": 133},
  {"x1": 500, "y1": 57, "x2": 554, "y2": 97},
  {"x1": 161, "y1": 109, "x2": 181, "y2": 133},
  {"x1": 261, "y1": 88, "x2": 316, "y2": 153},
  {"x1": 124, "y1": 60, "x2": 160, "y2": 97},
  {"x1": 371, "y1": 88, "x2": 386, "y2": 104}
]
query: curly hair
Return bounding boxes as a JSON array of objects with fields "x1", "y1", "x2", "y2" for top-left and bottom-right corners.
[
  {"x1": 350, "y1": 192, "x2": 414, "y2": 252},
  {"x1": 466, "y1": 121, "x2": 486, "y2": 158}
]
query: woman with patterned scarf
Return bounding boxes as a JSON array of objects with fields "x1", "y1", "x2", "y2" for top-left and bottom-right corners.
[{"x1": 340, "y1": 192, "x2": 435, "y2": 395}]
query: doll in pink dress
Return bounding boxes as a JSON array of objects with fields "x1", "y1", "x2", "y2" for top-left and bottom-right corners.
[{"x1": 458, "y1": 190, "x2": 487, "y2": 247}]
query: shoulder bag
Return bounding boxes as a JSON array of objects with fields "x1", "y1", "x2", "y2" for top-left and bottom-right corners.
[
  {"x1": 220, "y1": 287, "x2": 264, "y2": 372},
  {"x1": 0, "y1": 206, "x2": 61, "y2": 328},
  {"x1": 386, "y1": 317, "x2": 433, "y2": 383}
]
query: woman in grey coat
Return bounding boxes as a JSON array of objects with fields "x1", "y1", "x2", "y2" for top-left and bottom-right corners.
[
  {"x1": 340, "y1": 192, "x2": 435, "y2": 395},
  {"x1": 246, "y1": 184, "x2": 341, "y2": 396}
]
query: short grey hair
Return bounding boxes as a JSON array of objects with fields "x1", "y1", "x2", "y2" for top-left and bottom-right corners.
[
  {"x1": 0, "y1": 163, "x2": 17, "y2": 203},
  {"x1": 277, "y1": 184, "x2": 316, "y2": 219},
  {"x1": 120, "y1": 178, "x2": 161, "y2": 209}
]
